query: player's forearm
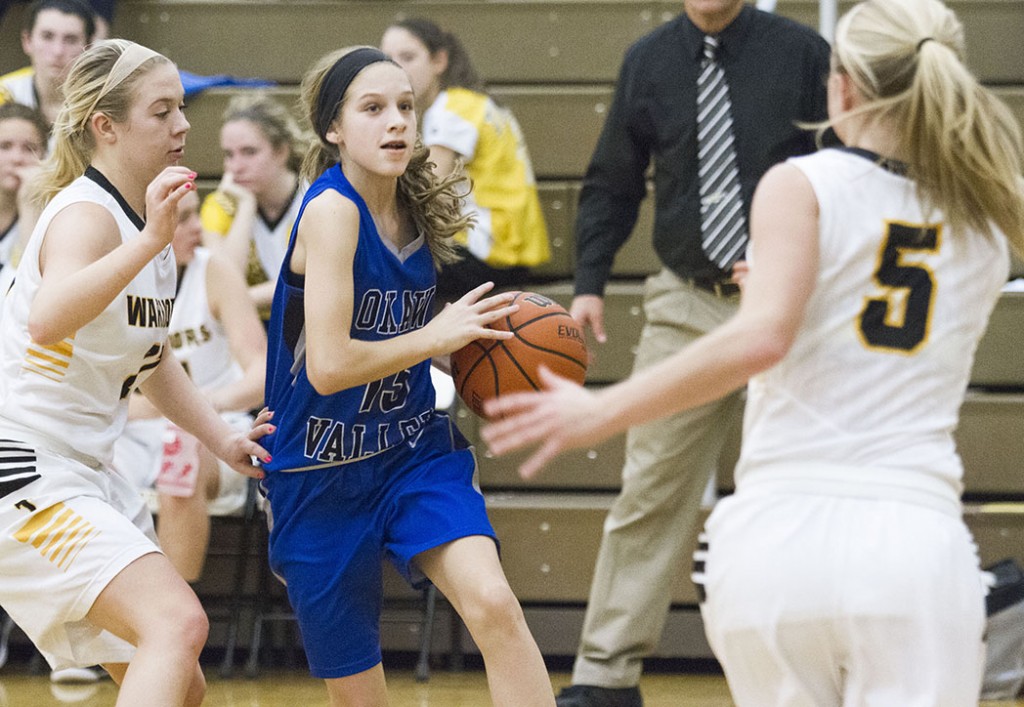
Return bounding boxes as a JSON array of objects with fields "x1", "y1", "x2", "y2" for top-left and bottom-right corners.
[
  {"x1": 305, "y1": 330, "x2": 436, "y2": 396},
  {"x1": 29, "y1": 236, "x2": 168, "y2": 345},
  {"x1": 142, "y1": 356, "x2": 236, "y2": 455}
]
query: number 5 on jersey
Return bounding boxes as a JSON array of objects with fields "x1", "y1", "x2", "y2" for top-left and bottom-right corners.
[{"x1": 858, "y1": 221, "x2": 940, "y2": 354}]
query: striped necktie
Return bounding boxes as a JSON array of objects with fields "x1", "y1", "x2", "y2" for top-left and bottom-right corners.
[{"x1": 697, "y1": 35, "x2": 748, "y2": 271}]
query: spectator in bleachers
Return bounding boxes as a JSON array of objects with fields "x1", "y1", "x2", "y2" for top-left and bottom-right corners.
[
  {"x1": 485, "y1": 0, "x2": 831, "y2": 704},
  {"x1": 0, "y1": 102, "x2": 47, "y2": 299},
  {"x1": 199, "y1": 93, "x2": 307, "y2": 322},
  {"x1": 0, "y1": 0, "x2": 96, "y2": 130},
  {"x1": 84, "y1": 0, "x2": 113, "y2": 40},
  {"x1": 381, "y1": 18, "x2": 551, "y2": 303},
  {"x1": 0, "y1": 0, "x2": 112, "y2": 40},
  {"x1": 114, "y1": 187, "x2": 266, "y2": 583}
]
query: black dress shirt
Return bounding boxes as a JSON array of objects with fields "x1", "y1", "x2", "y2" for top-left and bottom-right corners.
[{"x1": 574, "y1": 5, "x2": 831, "y2": 296}]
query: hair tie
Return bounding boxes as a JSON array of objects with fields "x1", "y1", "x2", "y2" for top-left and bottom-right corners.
[
  {"x1": 916, "y1": 37, "x2": 935, "y2": 53},
  {"x1": 315, "y1": 47, "x2": 394, "y2": 141}
]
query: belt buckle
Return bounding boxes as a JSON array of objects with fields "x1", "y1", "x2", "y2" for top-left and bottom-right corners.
[{"x1": 712, "y1": 279, "x2": 738, "y2": 297}]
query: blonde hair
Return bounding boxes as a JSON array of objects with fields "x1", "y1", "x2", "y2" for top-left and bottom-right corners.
[
  {"x1": 299, "y1": 46, "x2": 468, "y2": 267},
  {"x1": 32, "y1": 39, "x2": 172, "y2": 206},
  {"x1": 829, "y1": 0, "x2": 1024, "y2": 258},
  {"x1": 222, "y1": 92, "x2": 308, "y2": 174}
]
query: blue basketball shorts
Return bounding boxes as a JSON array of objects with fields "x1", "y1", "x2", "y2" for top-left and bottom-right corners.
[{"x1": 261, "y1": 412, "x2": 496, "y2": 679}]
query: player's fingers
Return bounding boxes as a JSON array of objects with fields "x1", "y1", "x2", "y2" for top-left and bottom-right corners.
[
  {"x1": 519, "y1": 438, "x2": 563, "y2": 480},
  {"x1": 475, "y1": 326, "x2": 515, "y2": 341},
  {"x1": 476, "y1": 291, "x2": 518, "y2": 312},
  {"x1": 234, "y1": 461, "x2": 265, "y2": 480},
  {"x1": 482, "y1": 404, "x2": 550, "y2": 454},
  {"x1": 167, "y1": 180, "x2": 195, "y2": 205},
  {"x1": 252, "y1": 407, "x2": 274, "y2": 427},
  {"x1": 458, "y1": 280, "x2": 496, "y2": 305},
  {"x1": 590, "y1": 311, "x2": 608, "y2": 344},
  {"x1": 480, "y1": 302, "x2": 518, "y2": 325},
  {"x1": 482, "y1": 390, "x2": 542, "y2": 423},
  {"x1": 149, "y1": 169, "x2": 195, "y2": 203},
  {"x1": 536, "y1": 364, "x2": 575, "y2": 391},
  {"x1": 248, "y1": 420, "x2": 276, "y2": 443}
]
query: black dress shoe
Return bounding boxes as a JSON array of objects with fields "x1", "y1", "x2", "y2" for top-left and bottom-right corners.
[{"x1": 555, "y1": 684, "x2": 643, "y2": 707}]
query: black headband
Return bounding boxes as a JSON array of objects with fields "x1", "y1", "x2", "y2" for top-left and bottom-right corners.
[{"x1": 315, "y1": 47, "x2": 394, "y2": 140}]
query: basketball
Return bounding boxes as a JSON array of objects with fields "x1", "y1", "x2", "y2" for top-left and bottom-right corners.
[{"x1": 450, "y1": 291, "x2": 589, "y2": 418}]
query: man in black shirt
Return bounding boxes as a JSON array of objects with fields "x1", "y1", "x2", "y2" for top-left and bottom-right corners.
[{"x1": 560, "y1": 1, "x2": 830, "y2": 705}]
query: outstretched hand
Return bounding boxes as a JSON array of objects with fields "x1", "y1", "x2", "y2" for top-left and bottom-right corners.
[{"x1": 481, "y1": 366, "x2": 611, "y2": 479}]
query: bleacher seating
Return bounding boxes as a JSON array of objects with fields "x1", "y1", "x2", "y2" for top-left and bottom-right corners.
[{"x1": 1, "y1": 0, "x2": 1022, "y2": 667}]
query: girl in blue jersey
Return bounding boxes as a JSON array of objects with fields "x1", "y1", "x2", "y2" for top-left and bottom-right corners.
[{"x1": 261, "y1": 46, "x2": 555, "y2": 706}]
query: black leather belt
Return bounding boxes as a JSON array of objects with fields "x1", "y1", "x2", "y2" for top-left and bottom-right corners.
[{"x1": 685, "y1": 276, "x2": 740, "y2": 298}]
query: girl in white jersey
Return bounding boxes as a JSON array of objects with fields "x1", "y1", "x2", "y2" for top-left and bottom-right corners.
[
  {"x1": 483, "y1": 0, "x2": 1024, "y2": 704},
  {"x1": 0, "y1": 40, "x2": 271, "y2": 707}
]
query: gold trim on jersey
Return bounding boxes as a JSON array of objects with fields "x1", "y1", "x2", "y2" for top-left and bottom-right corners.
[
  {"x1": 21, "y1": 337, "x2": 75, "y2": 382},
  {"x1": 14, "y1": 501, "x2": 99, "y2": 571}
]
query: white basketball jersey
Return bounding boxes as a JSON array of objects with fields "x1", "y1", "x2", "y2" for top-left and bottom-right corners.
[
  {"x1": 736, "y1": 148, "x2": 1009, "y2": 499},
  {"x1": 254, "y1": 192, "x2": 303, "y2": 281},
  {"x1": 0, "y1": 173, "x2": 176, "y2": 467},
  {"x1": 167, "y1": 247, "x2": 241, "y2": 390}
]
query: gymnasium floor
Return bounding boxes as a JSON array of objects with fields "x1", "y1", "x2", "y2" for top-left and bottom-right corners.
[
  {"x1": 0, "y1": 666, "x2": 733, "y2": 706},
  {"x1": 1, "y1": 664, "x2": 1021, "y2": 706}
]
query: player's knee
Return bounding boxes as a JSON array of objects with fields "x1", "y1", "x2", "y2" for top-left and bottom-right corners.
[
  {"x1": 460, "y1": 581, "x2": 524, "y2": 637},
  {"x1": 155, "y1": 602, "x2": 210, "y2": 657}
]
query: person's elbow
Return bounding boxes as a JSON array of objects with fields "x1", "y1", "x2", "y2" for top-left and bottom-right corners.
[
  {"x1": 742, "y1": 321, "x2": 796, "y2": 375},
  {"x1": 306, "y1": 362, "x2": 342, "y2": 396},
  {"x1": 305, "y1": 353, "x2": 357, "y2": 396},
  {"x1": 26, "y1": 309, "x2": 67, "y2": 347}
]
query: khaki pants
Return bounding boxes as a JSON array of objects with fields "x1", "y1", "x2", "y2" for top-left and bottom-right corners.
[{"x1": 572, "y1": 267, "x2": 742, "y2": 688}]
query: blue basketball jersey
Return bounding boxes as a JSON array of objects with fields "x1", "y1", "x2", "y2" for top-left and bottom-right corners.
[{"x1": 263, "y1": 164, "x2": 438, "y2": 473}]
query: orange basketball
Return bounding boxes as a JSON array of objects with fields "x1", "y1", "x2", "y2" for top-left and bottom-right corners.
[{"x1": 450, "y1": 291, "x2": 588, "y2": 418}]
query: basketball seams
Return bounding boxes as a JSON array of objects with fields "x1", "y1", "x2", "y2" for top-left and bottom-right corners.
[
  {"x1": 509, "y1": 314, "x2": 587, "y2": 370},
  {"x1": 452, "y1": 341, "x2": 497, "y2": 399},
  {"x1": 496, "y1": 342, "x2": 543, "y2": 392},
  {"x1": 450, "y1": 291, "x2": 589, "y2": 417}
]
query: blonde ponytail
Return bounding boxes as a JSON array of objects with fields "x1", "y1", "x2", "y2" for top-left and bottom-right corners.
[{"x1": 832, "y1": 0, "x2": 1024, "y2": 258}]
